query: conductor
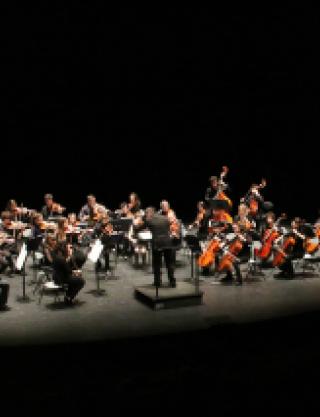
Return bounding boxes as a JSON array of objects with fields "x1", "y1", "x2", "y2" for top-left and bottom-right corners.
[{"x1": 135, "y1": 207, "x2": 176, "y2": 288}]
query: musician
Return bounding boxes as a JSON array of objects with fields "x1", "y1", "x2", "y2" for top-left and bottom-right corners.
[
  {"x1": 0, "y1": 211, "x2": 19, "y2": 274},
  {"x1": 219, "y1": 222, "x2": 244, "y2": 285},
  {"x1": 52, "y1": 242, "x2": 85, "y2": 305},
  {"x1": 128, "y1": 192, "x2": 141, "y2": 216},
  {"x1": 42, "y1": 234, "x2": 57, "y2": 265},
  {"x1": 95, "y1": 218, "x2": 113, "y2": 275},
  {"x1": 205, "y1": 176, "x2": 230, "y2": 205},
  {"x1": 116, "y1": 202, "x2": 134, "y2": 219},
  {"x1": 275, "y1": 218, "x2": 304, "y2": 279},
  {"x1": 41, "y1": 194, "x2": 65, "y2": 220},
  {"x1": 55, "y1": 218, "x2": 68, "y2": 243},
  {"x1": 135, "y1": 207, "x2": 176, "y2": 288},
  {"x1": 79, "y1": 194, "x2": 108, "y2": 222}
]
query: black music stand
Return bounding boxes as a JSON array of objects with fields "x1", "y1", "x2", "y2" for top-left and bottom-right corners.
[
  {"x1": 207, "y1": 199, "x2": 230, "y2": 211},
  {"x1": 88, "y1": 240, "x2": 106, "y2": 297},
  {"x1": 184, "y1": 234, "x2": 202, "y2": 284},
  {"x1": 16, "y1": 244, "x2": 32, "y2": 303}
]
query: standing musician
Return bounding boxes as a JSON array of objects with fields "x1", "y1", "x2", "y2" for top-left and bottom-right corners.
[
  {"x1": 135, "y1": 207, "x2": 176, "y2": 288},
  {"x1": 41, "y1": 194, "x2": 65, "y2": 220},
  {"x1": 205, "y1": 166, "x2": 232, "y2": 210},
  {"x1": 79, "y1": 194, "x2": 108, "y2": 223},
  {"x1": 52, "y1": 242, "x2": 86, "y2": 305}
]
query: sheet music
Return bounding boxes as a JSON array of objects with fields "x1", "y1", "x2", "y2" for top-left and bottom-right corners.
[
  {"x1": 87, "y1": 239, "x2": 104, "y2": 263},
  {"x1": 16, "y1": 243, "x2": 27, "y2": 271}
]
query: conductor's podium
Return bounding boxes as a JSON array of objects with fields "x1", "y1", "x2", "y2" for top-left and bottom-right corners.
[{"x1": 134, "y1": 282, "x2": 203, "y2": 310}]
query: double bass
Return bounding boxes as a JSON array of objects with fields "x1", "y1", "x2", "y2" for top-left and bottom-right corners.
[
  {"x1": 215, "y1": 166, "x2": 232, "y2": 208},
  {"x1": 247, "y1": 179, "x2": 267, "y2": 216}
]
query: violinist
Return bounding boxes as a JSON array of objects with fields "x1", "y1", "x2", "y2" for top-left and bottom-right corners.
[
  {"x1": 41, "y1": 194, "x2": 65, "y2": 220},
  {"x1": 116, "y1": 202, "x2": 134, "y2": 219},
  {"x1": 52, "y1": 242, "x2": 85, "y2": 305},
  {"x1": 55, "y1": 218, "x2": 68, "y2": 244},
  {"x1": 191, "y1": 201, "x2": 208, "y2": 238},
  {"x1": 0, "y1": 211, "x2": 19, "y2": 274},
  {"x1": 79, "y1": 194, "x2": 108, "y2": 223},
  {"x1": 95, "y1": 218, "x2": 114, "y2": 275},
  {"x1": 128, "y1": 192, "x2": 142, "y2": 216}
]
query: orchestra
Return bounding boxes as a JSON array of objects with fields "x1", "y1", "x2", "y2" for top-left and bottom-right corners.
[{"x1": 1, "y1": 165, "x2": 320, "y2": 309}]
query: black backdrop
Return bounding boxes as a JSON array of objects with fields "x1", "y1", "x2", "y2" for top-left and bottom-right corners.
[{"x1": 4, "y1": 6, "x2": 319, "y2": 221}]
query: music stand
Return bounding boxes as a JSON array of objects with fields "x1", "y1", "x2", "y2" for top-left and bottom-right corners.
[
  {"x1": 184, "y1": 233, "x2": 202, "y2": 284},
  {"x1": 16, "y1": 243, "x2": 32, "y2": 303},
  {"x1": 87, "y1": 239, "x2": 106, "y2": 296},
  {"x1": 207, "y1": 199, "x2": 230, "y2": 211}
]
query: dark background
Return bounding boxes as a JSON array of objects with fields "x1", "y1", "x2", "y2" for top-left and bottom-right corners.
[
  {"x1": 4, "y1": 6, "x2": 319, "y2": 222},
  {"x1": 2, "y1": 7, "x2": 320, "y2": 413}
]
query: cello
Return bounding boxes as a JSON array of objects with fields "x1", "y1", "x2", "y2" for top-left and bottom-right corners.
[
  {"x1": 247, "y1": 179, "x2": 267, "y2": 216},
  {"x1": 197, "y1": 237, "x2": 221, "y2": 268}
]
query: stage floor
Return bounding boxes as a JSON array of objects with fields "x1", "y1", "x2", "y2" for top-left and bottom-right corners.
[{"x1": 1, "y1": 253, "x2": 320, "y2": 346}]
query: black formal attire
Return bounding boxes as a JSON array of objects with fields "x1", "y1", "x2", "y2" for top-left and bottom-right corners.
[
  {"x1": 52, "y1": 254, "x2": 85, "y2": 300},
  {"x1": 145, "y1": 214, "x2": 175, "y2": 287}
]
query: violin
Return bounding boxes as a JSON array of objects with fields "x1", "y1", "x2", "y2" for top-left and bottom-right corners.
[{"x1": 51, "y1": 202, "x2": 66, "y2": 214}]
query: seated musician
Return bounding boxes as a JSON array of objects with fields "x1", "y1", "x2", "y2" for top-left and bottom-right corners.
[
  {"x1": 79, "y1": 194, "x2": 108, "y2": 223},
  {"x1": 43, "y1": 234, "x2": 57, "y2": 266},
  {"x1": 275, "y1": 217, "x2": 304, "y2": 279},
  {"x1": 41, "y1": 194, "x2": 65, "y2": 220},
  {"x1": 95, "y1": 218, "x2": 113, "y2": 275},
  {"x1": 52, "y1": 242, "x2": 85, "y2": 305},
  {"x1": 55, "y1": 218, "x2": 68, "y2": 244},
  {"x1": 116, "y1": 202, "x2": 134, "y2": 219},
  {"x1": 128, "y1": 192, "x2": 142, "y2": 216},
  {"x1": 0, "y1": 211, "x2": 20, "y2": 274}
]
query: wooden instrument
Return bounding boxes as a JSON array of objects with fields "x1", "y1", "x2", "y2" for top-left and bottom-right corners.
[
  {"x1": 273, "y1": 236, "x2": 296, "y2": 267},
  {"x1": 215, "y1": 166, "x2": 232, "y2": 207},
  {"x1": 248, "y1": 179, "x2": 267, "y2": 216},
  {"x1": 218, "y1": 234, "x2": 246, "y2": 273},
  {"x1": 198, "y1": 237, "x2": 221, "y2": 268}
]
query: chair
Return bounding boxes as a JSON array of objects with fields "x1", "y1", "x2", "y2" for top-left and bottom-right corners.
[{"x1": 34, "y1": 266, "x2": 67, "y2": 304}]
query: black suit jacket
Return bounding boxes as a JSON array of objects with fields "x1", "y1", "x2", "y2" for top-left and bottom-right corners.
[{"x1": 145, "y1": 214, "x2": 172, "y2": 250}]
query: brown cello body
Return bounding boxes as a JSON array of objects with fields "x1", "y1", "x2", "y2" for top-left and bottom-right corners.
[
  {"x1": 273, "y1": 236, "x2": 296, "y2": 267},
  {"x1": 218, "y1": 237, "x2": 244, "y2": 273},
  {"x1": 198, "y1": 238, "x2": 221, "y2": 268},
  {"x1": 257, "y1": 229, "x2": 279, "y2": 260}
]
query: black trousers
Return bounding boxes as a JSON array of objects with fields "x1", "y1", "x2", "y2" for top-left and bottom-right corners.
[
  {"x1": 0, "y1": 280, "x2": 10, "y2": 308},
  {"x1": 152, "y1": 248, "x2": 175, "y2": 286},
  {"x1": 65, "y1": 277, "x2": 85, "y2": 300}
]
